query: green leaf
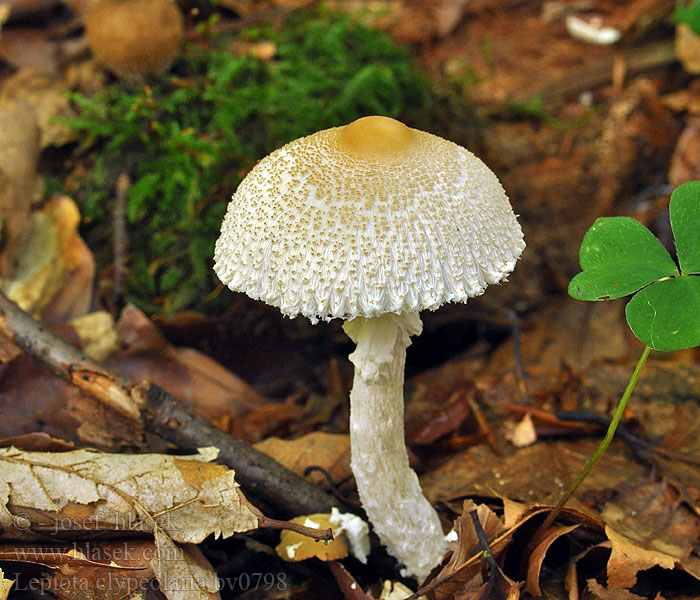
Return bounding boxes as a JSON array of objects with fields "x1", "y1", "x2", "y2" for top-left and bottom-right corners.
[
  {"x1": 625, "y1": 276, "x2": 700, "y2": 351},
  {"x1": 569, "y1": 265, "x2": 678, "y2": 301},
  {"x1": 569, "y1": 217, "x2": 678, "y2": 300},
  {"x1": 670, "y1": 180, "x2": 700, "y2": 275}
]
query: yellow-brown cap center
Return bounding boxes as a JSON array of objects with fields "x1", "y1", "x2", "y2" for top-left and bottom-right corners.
[{"x1": 336, "y1": 115, "x2": 417, "y2": 161}]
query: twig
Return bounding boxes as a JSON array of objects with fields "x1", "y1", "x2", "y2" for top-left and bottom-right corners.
[
  {"x1": 506, "y1": 309, "x2": 531, "y2": 405},
  {"x1": 466, "y1": 392, "x2": 499, "y2": 455},
  {"x1": 469, "y1": 509, "x2": 506, "y2": 600},
  {"x1": 0, "y1": 292, "x2": 337, "y2": 517},
  {"x1": 556, "y1": 410, "x2": 700, "y2": 466},
  {"x1": 112, "y1": 173, "x2": 130, "y2": 305},
  {"x1": 259, "y1": 515, "x2": 333, "y2": 542},
  {"x1": 184, "y1": 7, "x2": 288, "y2": 40},
  {"x1": 502, "y1": 403, "x2": 599, "y2": 434},
  {"x1": 134, "y1": 381, "x2": 336, "y2": 515},
  {"x1": 512, "y1": 40, "x2": 676, "y2": 104},
  {"x1": 0, "y1": 291, "x2": 138, "y2": 419}
]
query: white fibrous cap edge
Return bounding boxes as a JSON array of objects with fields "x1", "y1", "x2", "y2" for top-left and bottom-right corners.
[{"x1": 214, "y1": 116, "x2": 525, "y2": 322}]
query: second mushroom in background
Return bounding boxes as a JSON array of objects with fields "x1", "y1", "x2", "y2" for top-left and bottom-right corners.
[{"x1": 213, "y1": 115, "x2": 525, "y2": 581}]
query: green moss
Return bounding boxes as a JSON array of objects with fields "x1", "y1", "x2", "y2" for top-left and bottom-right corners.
[{"x1": 59, "y1": 9, "x2": 463, "y2": 315}]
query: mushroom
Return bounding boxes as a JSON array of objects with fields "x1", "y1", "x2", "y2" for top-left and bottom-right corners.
[
  {"x1": 214, "y1": 115, "x2": 525, "y2": 580},
  {"x1": 85, "y1": 0, "x2": 184, "y2": 79}
]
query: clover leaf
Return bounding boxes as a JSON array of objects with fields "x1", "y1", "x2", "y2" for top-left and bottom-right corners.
[{"x1": 569, "y1": 181, "x2": 700, "y2": 352}]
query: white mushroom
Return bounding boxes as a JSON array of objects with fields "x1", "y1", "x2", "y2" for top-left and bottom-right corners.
[{"x1": 214, "y1": 115, "x2": 525, "y2": 581}]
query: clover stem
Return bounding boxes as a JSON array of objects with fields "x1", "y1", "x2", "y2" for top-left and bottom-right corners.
[{"x1": 539, "y1": 344, "x2": 651, "y2": 532}]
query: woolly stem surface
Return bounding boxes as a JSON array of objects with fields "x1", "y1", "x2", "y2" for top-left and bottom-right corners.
[{"x1": 343, "y1": 312, "x2": 446, "y2": 581}]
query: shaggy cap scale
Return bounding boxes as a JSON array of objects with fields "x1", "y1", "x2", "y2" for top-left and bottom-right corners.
[{"x1": 214, "y1": 116, "x2": 525, "y2": 322}]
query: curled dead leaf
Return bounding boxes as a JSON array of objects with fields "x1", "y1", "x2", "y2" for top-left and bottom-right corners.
[
  {"x1": 1, "y1": 195, "x2": 94, "y2": 322},
  {"x1": 525, "y1": 524, "x2": 578, "y2": 596}
]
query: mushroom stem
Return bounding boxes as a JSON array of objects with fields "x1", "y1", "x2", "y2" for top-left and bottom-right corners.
[{"x1": 343, "y1": 312, "x2": 446, "y2": 581}]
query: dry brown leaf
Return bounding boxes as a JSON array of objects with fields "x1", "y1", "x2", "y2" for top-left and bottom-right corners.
[
  {"x1": 420, "y1": 438, "x2": 640, "y2": 521},
  {"x1": 0, "y1": 4, "x2": 9, "y2": 34},
  {"x1": 487, "y1": 298, "x2": 629, "y2": 390},
  {"x1": 663, "y1": 79, "x2": 700, "y2": 115},
  {"x1": 327, "y1": 561, "x2": 372, "y2": 600},
  {"x1": 254, "y1": 432, "x2": 351, "y2": 488},
  {"x1": 379, "y1": 580, "x2": 425, "y2": 599},
  {"x1": 669, "y1": 118, "x2": 700, "y2": 187},
  {"x1": 40, "y1": 231, "x2": 95, "y2": 324},
  {"x1": 67, "y1": 311, "x2": 120, "y2": 362},
  {"x1": 0, "y1": 447, "x2": 239, "y2": 599},
  {"x1": 0, "y1": 446, "x2": 260, "y2": 542},
  {"x1": 584, "y1": 579, "x2": 647, "y2": 600},
  {"x1": 501, "y1": 496, "x2": 529, "y2": 530},
  {"x1": 114, "y1": 304, "x2": 268, "y2": 424},
  {"x1": 565, "y1": 543, "x2": 612, "y2": 600},
  {"x1": 0, "y1": 27, "x2": 58, "y2": 76},
  {"x1": 605, "y1": 525, "x2": 676, "y2": 589},
  {"x1": 0, "y1": 567, "x2": 11, "y2": 600},
  {"x1": 0, "y1": 351, "x2": 144, "y2": 449},
  {"x1": 525, "y1": 524, "x2": 579, "y2": 596},
  {"x1": 597, "y1": 477, "x2": 700, "y2": 591},
  {"x1": 0, "y1": 69, "x2": 76, "y2": 148},
  {"x1": 1, "y1": 538, "x2": 222, "y2": 600},
  {"x1": 454, "y1": 564, "x2": 521, "y2": 600},
  {"x1": 0, "y1": 540, "x2": 156, "y2": 599},
  {"x1": 326, "y1": 0, "x2": 469, "y2": 43},
  {"x1": 676, "y1": 23, "x2": 700, "y2": 74},
  {"x1": 227, "y1": 397, "x2": 304, "y2": 443},
  {"x1": 406, "y1": 387, "x2": 474, "y2": 446},
  {"x1": 419, "y1": 500, "x2": 508, "y2": 600},
  {"x1": 151, "y1": 531, "x2": 220, "y2": 600},
  {"x1": 1, "y1": 195, "x2": 94, "y2": 321},
  {"x1": 601, "y1": 478, "x2": 700, "y2": 561},
  {"x1": 276, "y1": 514, "x2": 348, "y2": 562},
  {"x1": 0, "y1": 96, "x2": 39, "y2": 275}
]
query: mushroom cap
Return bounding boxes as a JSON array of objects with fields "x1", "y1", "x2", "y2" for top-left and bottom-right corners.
[
  {"x1": 214, "y1": 116, "x2": 525, "y2": 322},
  {"x1": 85, "y1": 0, "x2": 184, "y2": 78}
]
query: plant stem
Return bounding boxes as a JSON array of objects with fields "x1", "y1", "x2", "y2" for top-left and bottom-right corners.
[{"x1": 538, "y1": 345, "x2": 651, "y2": 532}]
